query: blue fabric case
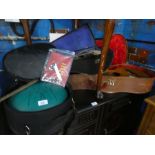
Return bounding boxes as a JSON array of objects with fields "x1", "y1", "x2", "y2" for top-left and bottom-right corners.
[{"x1": 51, "y1": 25, "x2": 96, "y2": 54}]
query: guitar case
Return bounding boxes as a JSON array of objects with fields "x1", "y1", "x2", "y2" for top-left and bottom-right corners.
[
  {"x1": 71, "y1": 50, "x2": 114, "y2": 74},
  {"x1": 51, "y1": 24, "x2": 96, "y2": 54}
]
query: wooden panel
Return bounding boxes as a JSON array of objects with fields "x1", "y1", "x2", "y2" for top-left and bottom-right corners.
[
  {"x1": 145, "y1": 130, "x2": 152, "y2": 135},
  {"x1": 137, "y1": 104, "x2": 154, "y2": 134},
  {"x1": 146, "y1": 111, "x2": 155, "y2": 134},
  {"x1": 145, "y1": 95, "x2": 155, "y2": 107},
  {"x1": 138, "y1": 95, "x2": 155, "y2": 135}
]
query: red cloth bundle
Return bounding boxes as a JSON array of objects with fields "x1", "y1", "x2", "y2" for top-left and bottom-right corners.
[{"x1": 96, "y1": 34, "x2": 127, "y2": 65}]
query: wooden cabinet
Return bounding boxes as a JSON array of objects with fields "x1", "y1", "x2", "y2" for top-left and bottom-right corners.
[{"x1": 138, "y1": 95, "x2": 155, "y2": 135}]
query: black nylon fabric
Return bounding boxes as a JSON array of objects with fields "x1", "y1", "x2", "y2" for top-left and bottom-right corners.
[
  {"x1": 4, "y1": 86, "x2": 73, "y2": 135},
  {"x1": 6, "y1": 109, "x2": 74, "y2": 135},
  {"x1": 4, "y1": 43, "x2": 54, "y2": 81},
  {"x1": 71, "y1": 50, "x2": 113, "y2": 74}
]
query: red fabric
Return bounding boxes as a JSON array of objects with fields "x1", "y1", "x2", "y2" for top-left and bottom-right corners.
[
  {"x1": 109, "y1": 34, "x2": 127, "y2": 65},
  {"x1": 95, "y1": 40, "x2": 103, "y2": 49},
  {"x1": 96, "y1": 34, "x2": 127, "y2": 65}
]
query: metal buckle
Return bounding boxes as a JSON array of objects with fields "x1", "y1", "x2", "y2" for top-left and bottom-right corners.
[{"x1": 25, "y1": 125, "x2": 31, "y2": 135}]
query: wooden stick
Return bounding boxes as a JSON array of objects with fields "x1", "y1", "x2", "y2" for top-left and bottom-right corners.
[
  {"x1": 96, "y1": 19, "x2": 115, "y2": 97},
  {"x1": 0, "y1": 80, "x2": 38, "y2": 103},
  {"x1": 74, "y1": 19, "x2": 79, "y2": 29},
  {"x1": 20, "y1": 19, "x2": 32, "y2": 45}
]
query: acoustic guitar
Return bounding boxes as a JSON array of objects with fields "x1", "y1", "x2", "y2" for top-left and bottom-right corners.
[{"x1": 69, "y1": 64, "x2": 155, "y2": 94}]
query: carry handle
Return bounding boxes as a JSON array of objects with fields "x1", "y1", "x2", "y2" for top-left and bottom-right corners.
[{"x1": 96, "y1": 19, "x2": 115, "y2": 98}]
